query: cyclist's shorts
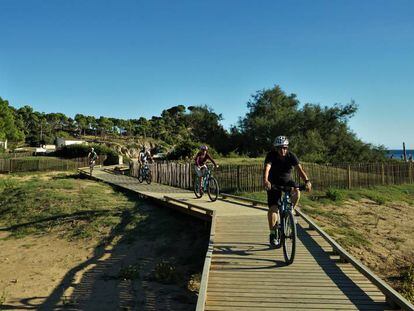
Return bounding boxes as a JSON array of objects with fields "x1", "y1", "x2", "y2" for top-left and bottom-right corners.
[
  {"x1": 267, "y1": 180, "x2": 299, "y2": 208},
  {"x1": 194, "y1": 165, "x2": 207, "y2": 177}
]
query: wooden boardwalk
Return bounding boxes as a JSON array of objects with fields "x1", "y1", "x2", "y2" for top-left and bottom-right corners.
[{"x1": 80, "y1": 167, "x2": 410, "y2": 311}]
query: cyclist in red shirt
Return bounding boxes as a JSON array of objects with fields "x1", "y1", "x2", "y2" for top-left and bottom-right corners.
[{"x1": 194, "y1": 145, "x2": 218, "y2": 194}]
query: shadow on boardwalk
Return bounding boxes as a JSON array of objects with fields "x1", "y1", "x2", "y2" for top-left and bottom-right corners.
[
  {"x1": 210, "y1": 226, "x2": 388, "y2": 309},
  {"x1": 2, "y1": 196, "x2": 208, "y2": 311}
]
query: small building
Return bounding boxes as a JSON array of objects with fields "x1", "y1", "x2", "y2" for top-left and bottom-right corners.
[
  {"x1": 35, "y1": 145, "x2": 56, "y2": 154},
  {"x1": 56, "y1": 137, "x2": 87, "y2": 148},
  {"x1": 0, "y1": 139, "x2": 7, "y2": 150}
]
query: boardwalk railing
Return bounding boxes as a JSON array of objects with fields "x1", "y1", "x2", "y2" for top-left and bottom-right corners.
[
  {"x1": 0, "y1": 156, "x2": 106, "y2": 173},
  {"x1": 130, "y1": 161, "x2": 414, "y2": 192}
]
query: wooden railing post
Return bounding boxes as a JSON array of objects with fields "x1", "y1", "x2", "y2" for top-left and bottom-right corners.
[
  {"x1": 237, "y1": 165, "x2": 240, "y2": 191},
  {"x1": 347, "y1": 165, "x2": 351, "y2": 189}
]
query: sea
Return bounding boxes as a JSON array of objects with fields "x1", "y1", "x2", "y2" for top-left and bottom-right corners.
[{"x1": 387, "y1": 149, "x2": 414, "y2": 160}]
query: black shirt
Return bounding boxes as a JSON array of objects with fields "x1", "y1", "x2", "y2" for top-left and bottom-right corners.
[{"x1": 264, "y1": 150, "x2": 299, "y2": 184}]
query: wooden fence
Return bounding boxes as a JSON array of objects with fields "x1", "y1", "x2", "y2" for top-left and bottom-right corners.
[
  {"x1": 130, "y1": 161, "x2": 414, "y2": 193},
  {"x1": 0, "y1": 156, "x2": 106, "y2": 173},
  {"x1": 0, "y1": 152, "x2": 33, "y2": 159}
]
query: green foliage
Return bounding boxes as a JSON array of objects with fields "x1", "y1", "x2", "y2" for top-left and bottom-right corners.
[
  {"x1": 235, "y1": 85, "x2": 387, "y2": 162},
  {"x1": 326, "y1": 188, "x2": 344, "y2": 202},
  {"x1": 325, "y1": 227, "x2": 371, "y2": 248},
  {"x1": 0, "y1": 173, "x2": 135, "y2": 240},
  {"x1": 154, "y1": 259, "x2": 178, "y2": 284},
  {"x1": 0, "y1": 97, "x2": 25, "y2": 143},
  {"x1": 53, "y1": 144, "x2": 119, "y2": 165},
  {"x1": 167, "y1": 140, "x2": 220, "y2": 161},
  {"x1": 118, "y1": 264, "x2": 141, "y2": 280},
  {"x1": 167, "y1": 140, "x2": 200, "y2": 160},
  {"x1": 402, "y1": 265, "x2": 414, "y2": 302},
  {"x1": 2, "y1": 84, "x2": 389, "y2": 163}
]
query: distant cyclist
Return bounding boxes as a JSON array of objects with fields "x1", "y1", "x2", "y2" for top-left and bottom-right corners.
[
  {"x1": 263, "y1": 136, "x2": 312, "y2": 247},
  {"x1": 87, "y1": 147, "x2": 98, "y2": 175},
  {"x1": 194, "y1": 145, "x2": 218, "y2": 194},
  {"x1": 139, "y1": 146, "x2": 153, "y2": 165},
  {"x1": 139, "y1": 146, "x2": 153, "y2": 173}
]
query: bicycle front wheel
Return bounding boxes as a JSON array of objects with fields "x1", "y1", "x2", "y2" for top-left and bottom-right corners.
[
  {"x1": 146, "y1": 171, "x2": 152, "y2": 184},
  {"x1": 138, "y1": 171, "x2": 144, "y2": 183},
  {"x1": 207, "y1": 177, "x2": 219, "y2": 202},
  {"x1": 193, "y1": 178, "x2": 203, "y2": 198},
  {"x1": 282, "y1": 210, "x2": 297, "y2": 265}
]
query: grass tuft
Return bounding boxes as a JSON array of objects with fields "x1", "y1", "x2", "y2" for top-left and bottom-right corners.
[{"x1": 401, "y1": 265, "x2": 414, "y2": 302}]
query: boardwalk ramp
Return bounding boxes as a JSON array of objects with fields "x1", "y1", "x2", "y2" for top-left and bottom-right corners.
[{"x1": 79, "y1": 167, "x2": 413, "y2": 311}]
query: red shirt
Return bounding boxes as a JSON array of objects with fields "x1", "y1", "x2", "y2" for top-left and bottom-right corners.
[{"x1": 194, "y1": 152, "x2": 216, "y2": 166}]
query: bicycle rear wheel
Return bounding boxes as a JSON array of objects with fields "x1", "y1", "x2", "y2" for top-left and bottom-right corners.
[
  {"x1": 146, "y1": 170, "x2": 152, "y2": 184},
  {"x1": 207, "y1": 177, "x2": 219, "y2": 202},
  {"x1": 282, "y1": 210, "x2": 296, "y2": 265},
  {"x1": 193, "y1": 177, "x2": 203, "y2": 198}
]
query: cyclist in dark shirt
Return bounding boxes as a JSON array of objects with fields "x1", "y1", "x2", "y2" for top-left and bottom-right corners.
[{"x1": 263, "y1": 136, "x2": 312, "y2": 247}]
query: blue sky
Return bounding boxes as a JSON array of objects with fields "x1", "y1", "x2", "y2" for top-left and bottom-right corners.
[{"x1": 1, "y1": 0, "x2": 413, "y2": 149}]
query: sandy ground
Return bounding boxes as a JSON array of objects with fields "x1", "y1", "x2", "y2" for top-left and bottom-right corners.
[
  {"x1": 308, "y1": 198, "x2": 414, "y2": 297},
  {"x1": 0, "y1": 219, "x2": 203, "y2": 310}
]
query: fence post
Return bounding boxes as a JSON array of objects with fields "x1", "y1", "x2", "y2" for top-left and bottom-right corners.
[
  {"x1": 381, "y1": 163, "x2": 385, "y2": 185},
  {"x1": 237, "y1": 165, "x2": 240, "y2": 191},
  {"x1": 347, "y1": 165, "x2": 351, "y2": 189}
]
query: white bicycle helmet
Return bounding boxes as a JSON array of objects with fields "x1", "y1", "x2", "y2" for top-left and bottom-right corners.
[
  {"x1": 273, "y1": 136, "x2": 289, "y2": 147},
  {"x1": 200, "y1": 145, "x2": 208, "y2": 151}
]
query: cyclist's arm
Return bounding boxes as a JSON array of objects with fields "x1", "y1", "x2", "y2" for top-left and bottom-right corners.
[
  {"x1": 194, "y1": 155, "x2": 200, "y2": 167},
  {"x1": 206, "y1": 154, "x2": 217, "y2": 167},
  {"x1": 294, "y1": 164, "x2": 312, "y2": 191},
  {"x1": 263, "y1": 163, "x2": 271, "y2": 189}
]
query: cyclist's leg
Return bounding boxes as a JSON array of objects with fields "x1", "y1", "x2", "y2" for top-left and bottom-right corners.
[
  {"x1": 267, "y1": 188, "x2": 281, "y2": 246},
  {"x1": 200, "y1": 166, "x2": 207, "y2": 192},
  {"x1": 286, "y1": 180, "x2": 301, "y2": 215},
  {"x1": 195, "y1": 166, "x2": 203, "y2": 193}
]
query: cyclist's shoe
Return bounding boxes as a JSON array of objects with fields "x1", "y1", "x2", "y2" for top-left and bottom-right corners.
[
  {"x1": 269, "y1": 233, "x2": 280, "y2": 248},
  {"x1": 269, "y1": 233, "x2": 276, "y2": 247}
]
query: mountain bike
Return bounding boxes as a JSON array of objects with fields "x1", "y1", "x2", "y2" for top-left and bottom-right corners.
[
  {"x1": 272, "y1": 184, "x2": 306, "y2": 265},
  {"x1": 194, "y1": 165, "x2": 219, "y2": 201},
  {"x1": 138, "y1": 163, "x2": 152, "y2": 184}
]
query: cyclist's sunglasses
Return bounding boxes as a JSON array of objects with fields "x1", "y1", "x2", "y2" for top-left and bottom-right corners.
[{"x1": 278, "y1": 146, "x2": 288, "y2": 150}]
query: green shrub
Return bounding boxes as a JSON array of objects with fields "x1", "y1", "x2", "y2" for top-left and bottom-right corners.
[
  {"x1": 118, "y1": 264, "x2": 140, "y2": 280},
  {"x1": 167, "y1": 140, "x2": 219, "y2": 161},
  {"x1": 53, "y1": 144, "x2": 118, "y2": 165},
  {"x1": 167, "y1": 140, "x2": 199, "y2": 160},
  {"x1": 154, "y1": 259, "x2": 177, "y2": 284},
  {"x1": 402, "y1": 265, "x2": 414, "y2": 302},
  {"x1": 326, "y1": 188, "x2": 344, "y2": 202}
]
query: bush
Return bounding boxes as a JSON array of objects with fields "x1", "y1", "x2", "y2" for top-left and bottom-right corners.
[
  {"x1": 153, "y1": 260, "x2": 177, "y2": 284},
  {"x1": 326, "y1": 188, "x2": 344, "y2": 202},
  {"x1": 167, "y1": 140, "x2": 219, "y2": 160},
  {"x1": 53, "y1": 144, "x2": 119, "y2": 165}
]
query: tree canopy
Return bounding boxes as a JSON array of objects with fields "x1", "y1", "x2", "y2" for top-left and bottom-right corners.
[
  {"x1": 0, "y1": 97, "x2": 25, "y2": 143},
  {"x1": 0, "y1": 85, "x2": 387, "y2": 163}
]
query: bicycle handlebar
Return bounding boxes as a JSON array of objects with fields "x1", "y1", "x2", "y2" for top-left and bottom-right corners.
[{"x1": 271, "y1": 184, "x2": 307, "y2": 192}]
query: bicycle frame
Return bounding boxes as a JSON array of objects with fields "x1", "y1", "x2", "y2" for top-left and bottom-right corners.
[
  {"x1": 140, "y1": 163, "x2": 149, "y2": 177},
  {"x1": 278, "y1": 191, "x2": 293, "y2": 218},
  {"x1": 201, "y1": 168, "x2": 212, "y2": 191}
]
